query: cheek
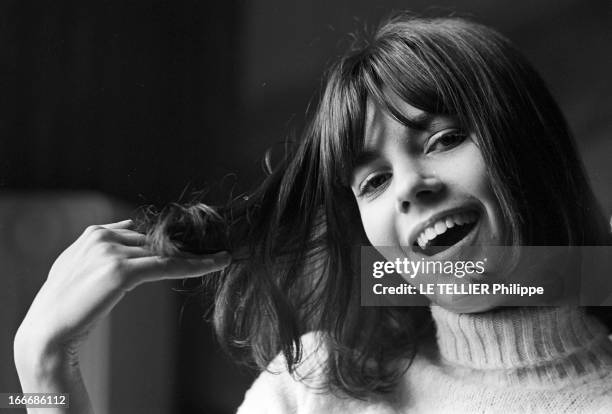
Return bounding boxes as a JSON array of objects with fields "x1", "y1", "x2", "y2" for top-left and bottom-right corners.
[
  {"x1": 446, "y1": 144, "x2": 503, "y2": 240},
  {"x1": 447, "y1": 145, "x2": 490, "y2": 194},
  {"x1": 357, "y1": 199, "x2": 397, "y2": 246}
]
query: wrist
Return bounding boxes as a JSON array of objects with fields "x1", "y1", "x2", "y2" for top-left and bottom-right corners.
[{"x1": 14, "y1": 328, "x2": 78, "y2": 391}]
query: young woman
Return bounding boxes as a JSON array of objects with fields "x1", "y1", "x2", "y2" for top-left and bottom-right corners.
[{"x1": 15, "y1": 14, "x2": 612, "y2": 413}]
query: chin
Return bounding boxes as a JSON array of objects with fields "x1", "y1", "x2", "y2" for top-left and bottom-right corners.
[{"x1": 430, "y1": 294, "x2": 504, "y2": 314}]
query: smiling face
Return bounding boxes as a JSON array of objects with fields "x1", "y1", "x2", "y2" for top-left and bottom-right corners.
[{"x1": 350, "y1": 97, "x2": 507, "y2": 312}]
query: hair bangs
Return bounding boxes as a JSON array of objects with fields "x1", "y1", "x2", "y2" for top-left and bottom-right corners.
[
  {"x1": 316, "y1": 57, "x2": 370, "y2": 189},
  {"x1": 363, "y1": 38, "x2": 448, "y2": 120}
]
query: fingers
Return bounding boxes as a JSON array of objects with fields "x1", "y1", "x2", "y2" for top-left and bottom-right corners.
[
  {"x1": 112, "y1": 229, "x2": 147, "y2": 246},
  {"x1": 124, "y1": 251, "x2": 232, "y2": 288},
  {"x1": 81, "y1": 223, "x2": 145, "y2": 246},
  {"x1": 117, "y1": 245, "x2": 155, "y2": 259},
  {"x1": 76, "y1": 221, "x2": 234, "y2": 290},
  {"x1": 100, "y1": 219, "x2": 134, "y2": 230},
  {"x1": 79, "y1": 221, "x2": 135, "y2": 245}
]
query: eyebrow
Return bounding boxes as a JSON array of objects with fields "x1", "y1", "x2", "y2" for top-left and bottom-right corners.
[
  {"x1": 387, "y1": 106, "x2": 437, "y2": 131},
  {"x1": 350, "y1": 150, "x2": 381, "y2": 184},
  {"x1": 350, "y1": 111, "x2": 440, "y2": 178}
]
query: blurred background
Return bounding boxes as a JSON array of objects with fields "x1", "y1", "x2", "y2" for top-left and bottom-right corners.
[{"x1": 1, "y1": 0, "x2": 610, "y2": 413}]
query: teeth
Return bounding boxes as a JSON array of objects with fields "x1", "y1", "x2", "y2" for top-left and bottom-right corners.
[
  {"x1": 418, "y1": 235, "x2": 427, "y2": 250},
  {"x1": 415, "y1": 211, "x2": 478, "y2": 250},
  {"x1": 434, "y1": 221, "x2": 446, "y2": 234},
  {"x1": 425, "y1": 227, "x2": 436, "y2": 239}
]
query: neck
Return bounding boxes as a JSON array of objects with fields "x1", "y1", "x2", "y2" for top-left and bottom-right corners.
[{"x1": 430, "y1": 305, "x2": 612, "y2": 384}]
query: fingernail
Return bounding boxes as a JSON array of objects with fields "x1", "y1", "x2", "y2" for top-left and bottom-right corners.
[{"x1": 212, "y1": 251, "x2": 231, "y2": 265}]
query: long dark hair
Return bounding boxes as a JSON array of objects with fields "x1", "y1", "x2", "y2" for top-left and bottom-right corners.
[{"x1": 140, "y1": 14, "x2": 611, "y2": 398}]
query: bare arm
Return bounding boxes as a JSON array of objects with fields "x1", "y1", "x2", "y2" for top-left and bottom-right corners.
[
  {"x1": 13, "y1": 220, "x2": 230, "y2": 414},
  {"x1": 14, "y1": 342, "x2": 93, "y2": 414}
]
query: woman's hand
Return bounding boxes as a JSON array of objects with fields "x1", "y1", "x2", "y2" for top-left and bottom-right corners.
[{"x1": 13, "y1": 219, "x2": 231, "y2": 413}]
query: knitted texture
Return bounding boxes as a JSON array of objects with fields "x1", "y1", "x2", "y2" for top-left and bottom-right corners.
[{"x1": 237, "y1": 306, "x2": 612, "y2": 413}]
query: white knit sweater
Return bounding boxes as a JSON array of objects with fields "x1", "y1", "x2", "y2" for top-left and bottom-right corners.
[{"x1": 237, "y1": 306, "x2": 612, "y2": 413}]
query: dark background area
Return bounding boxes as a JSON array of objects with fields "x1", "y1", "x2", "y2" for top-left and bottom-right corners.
[{"x1": 1, "y1": 1, "x2": 610, "y2": 413}]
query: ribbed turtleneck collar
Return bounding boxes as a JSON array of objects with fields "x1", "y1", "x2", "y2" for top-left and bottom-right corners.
[{"x1": 430, "y1": 305, "x2": 612, "y2": 385}]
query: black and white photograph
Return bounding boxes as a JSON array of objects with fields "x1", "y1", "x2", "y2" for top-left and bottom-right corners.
[{"x1": 1, "y1": 1, "x2": 612, "y2": 413}]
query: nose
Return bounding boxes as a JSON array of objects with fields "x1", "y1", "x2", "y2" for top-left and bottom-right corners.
[{"x1": 395, "y1": 169, "x2": 444, "y2": 213}]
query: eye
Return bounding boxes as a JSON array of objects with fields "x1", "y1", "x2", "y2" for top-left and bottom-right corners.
[
  {"x1": 425, "y1": 129, "x2": 468, "y2": 154},
  {"x1": 358, "y1": 172, "x2": 391, "y2": 197}
]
